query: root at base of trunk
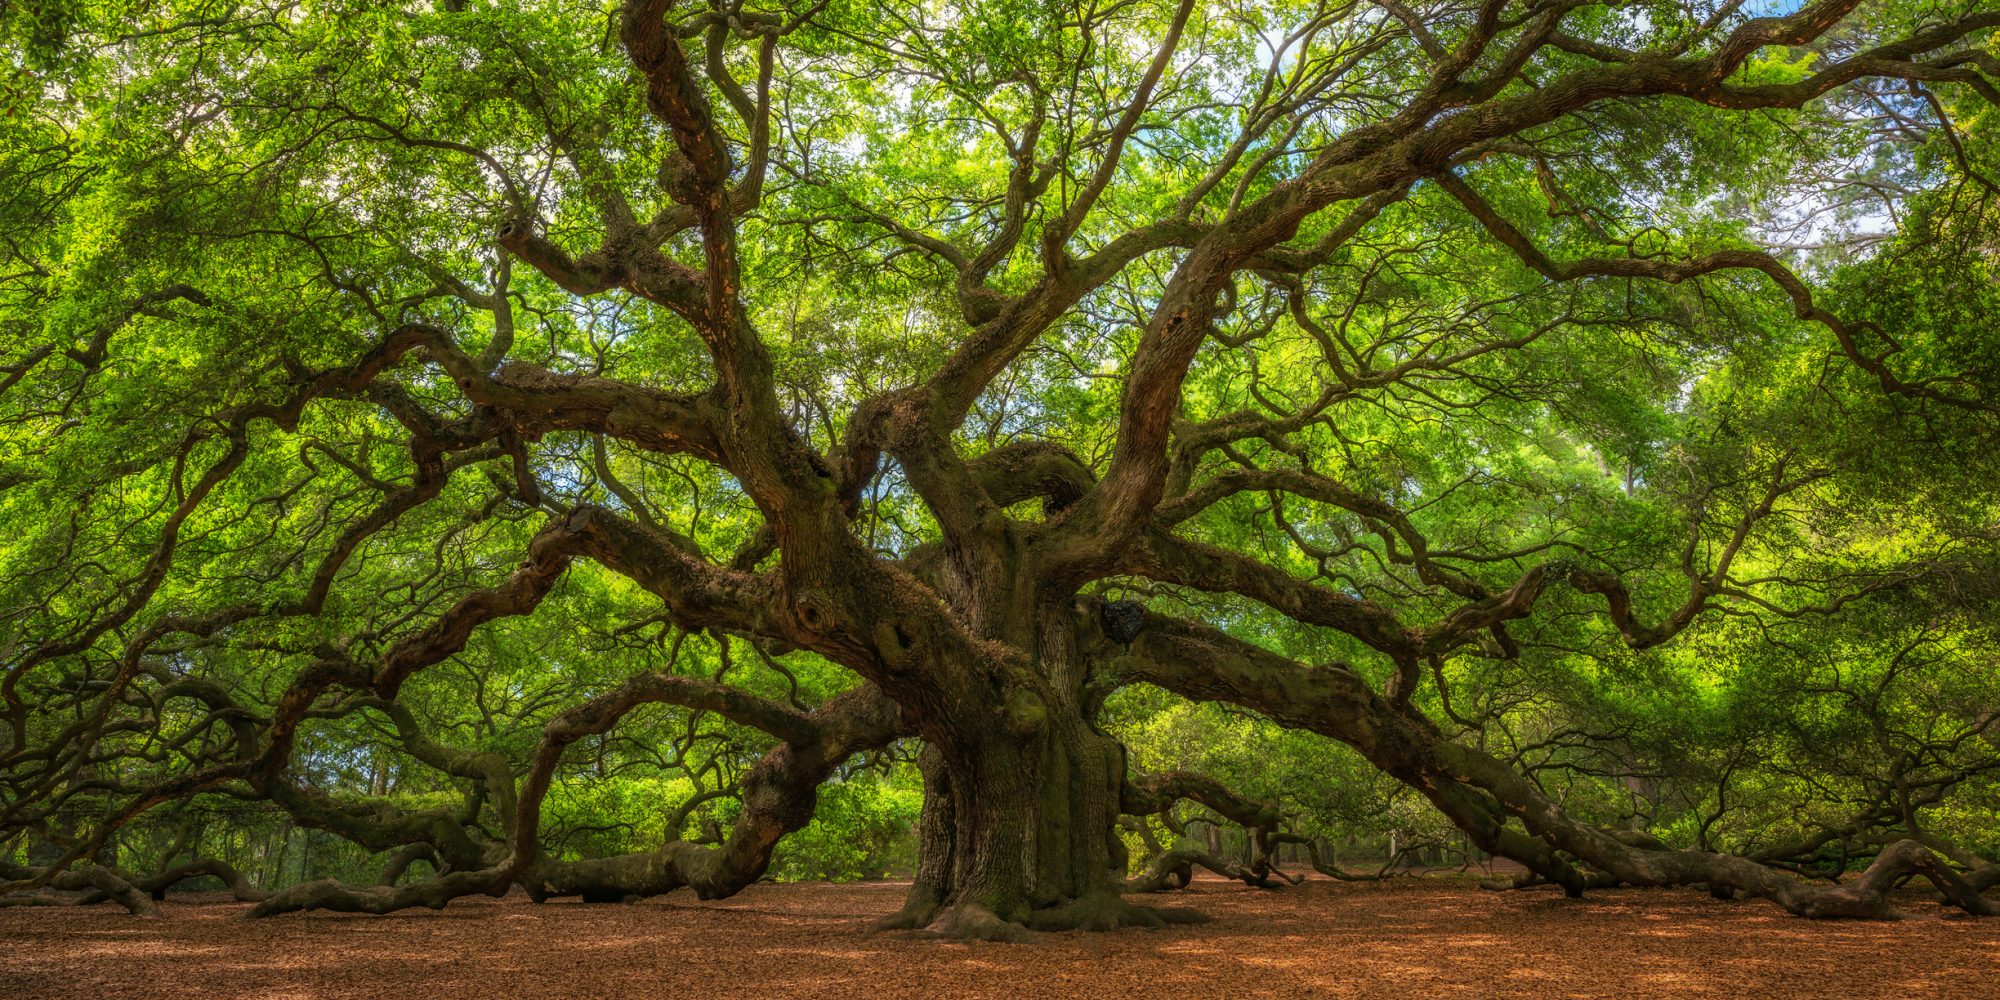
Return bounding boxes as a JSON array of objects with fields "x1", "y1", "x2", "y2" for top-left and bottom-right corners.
[
  {"x1": 874, "y1": 892, "x2": 1208, "y2": 941},
  {"x1": 1024, "y1": 892, "x2": 1209, "y2": 932}
]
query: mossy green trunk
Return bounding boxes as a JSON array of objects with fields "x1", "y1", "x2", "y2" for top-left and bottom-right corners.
[{"x1": 881, "y1": 597, "x2": 1163, "y2": 937}]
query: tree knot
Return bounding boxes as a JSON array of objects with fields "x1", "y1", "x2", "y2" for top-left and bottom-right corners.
[
  {"x1": 793, "y1": 589, "x2": 838, "y2": 634},
  {"x1": 1100, "y1": 599, "x2": 1148, "y2": 645}
]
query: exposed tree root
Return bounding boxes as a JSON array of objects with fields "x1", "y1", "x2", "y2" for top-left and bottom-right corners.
[
  {"x1": 4, "y1": 857, "x2": 265, "y2": 909},
  {"x1": 922, "y1": 902, "x2": 1037, "y2": 942},
  {"x1": 0, "y1": 862, "x2": 160, "y2": 916},
  {"x1": 1123, "y1": 855, "x2": 1194, "y2": 893},
  {"x1": 1478, "y1": 869, "x2": 1620, "y2": 893},
  {"x1": 869, "y1": 894, "x2": 944, "y2": 933},
  {"x1": 0, "y1": 892, "x2": 67, "y2": 908},
  {"x1": 1124, "y1": 848, "x2": 1300, "y2": 892},
  {"x1": 1028, "y1": 892, "x2": 1209, "y2": 931},
  {"x1": 1119, "y1": 770, "x2": 1302, "y2": 893},
  {"x1": 120, "y1": 860, "x2": 270, "y2": 903},
  {"x1": 249, "y1": 870, "x2": 510, "y2": 917},
  {"x1": 376, "y1": 843, "x2": 446, "y2": 886},
  {"x1": 1299, "y1": 839, "x2": 1439, "y2": 883},
  {"x1": 877, "y1": 890, "x2": 1208, "y2": 940},
  {"x1": 899, "y1": 893, "x2": 1207, "y2": 941}
]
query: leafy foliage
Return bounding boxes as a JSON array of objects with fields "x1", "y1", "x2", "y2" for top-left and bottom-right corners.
[{"x1": 3, "y1": 0, "x2": 1999, "y2": 923}]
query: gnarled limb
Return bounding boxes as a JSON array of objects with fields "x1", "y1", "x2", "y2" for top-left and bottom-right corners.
[
  {"x1": 0, "y1": 860, "x2": 159, "y2": 915},
  {"x1": 1434, "y1": 168, "x2": 2000, "y2": 414},
  {"x1": 1109, "y1": 607, "x2": 2000, "y2": 918},
  {"x1": 250, "y1": 680, "x2": 904, "y2": 916},
  {"x1": 1120, "y1": 771, "x2": 1299, "y2": 890}
]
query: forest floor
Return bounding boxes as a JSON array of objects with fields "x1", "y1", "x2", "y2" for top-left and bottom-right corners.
[{"x1": 3, "y1": 874, "x2": 1996, "y2": 998}]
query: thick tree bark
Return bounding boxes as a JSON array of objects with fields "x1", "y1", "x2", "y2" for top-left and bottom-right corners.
[
  {"x1": 871, "y1": 596, "x2": 1198, "y2": 938},
  {"x1": 878, "y1": 693, "x2": 1155, "y2": 937}
]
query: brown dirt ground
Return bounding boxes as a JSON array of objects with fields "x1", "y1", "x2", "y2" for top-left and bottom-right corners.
[{"x1": 3, "y1": 875, "x2": 1996, "y2": 999}]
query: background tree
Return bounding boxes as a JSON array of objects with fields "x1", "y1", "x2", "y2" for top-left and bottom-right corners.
[{"x1": 4, "y1": 0, "x2": 2000, "y2": 937}]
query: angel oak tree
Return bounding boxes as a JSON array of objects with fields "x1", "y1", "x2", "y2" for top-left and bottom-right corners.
[{"x1": 5, "y1": 0, "x2": 2000, "y2": 938}]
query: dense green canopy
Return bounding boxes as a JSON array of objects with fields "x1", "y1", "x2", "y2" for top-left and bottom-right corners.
[{"x1": 3, "y1": 0, "x2": 1999, "y2": 931}]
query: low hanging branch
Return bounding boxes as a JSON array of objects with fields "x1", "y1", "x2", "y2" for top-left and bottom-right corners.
[{"x1": 5, "y1": 0, "x2": 2000, "y2": 938}]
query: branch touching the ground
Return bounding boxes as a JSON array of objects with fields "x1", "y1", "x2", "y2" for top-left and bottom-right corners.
[
  {"x1": 1101, "y1": 605, "x2": 2000, "y2": 918},
  {"x1": 248, "y1": 685, "x2": 905, "y2": 916}
]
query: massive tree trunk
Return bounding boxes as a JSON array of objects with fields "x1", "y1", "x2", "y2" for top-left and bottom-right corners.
[
  {"x1": 883, "y1": 714, "x2": 1136, "y2": 938},
  {"x1": 874, "y1": 593, "x2": 1190, "y2": 939}
]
